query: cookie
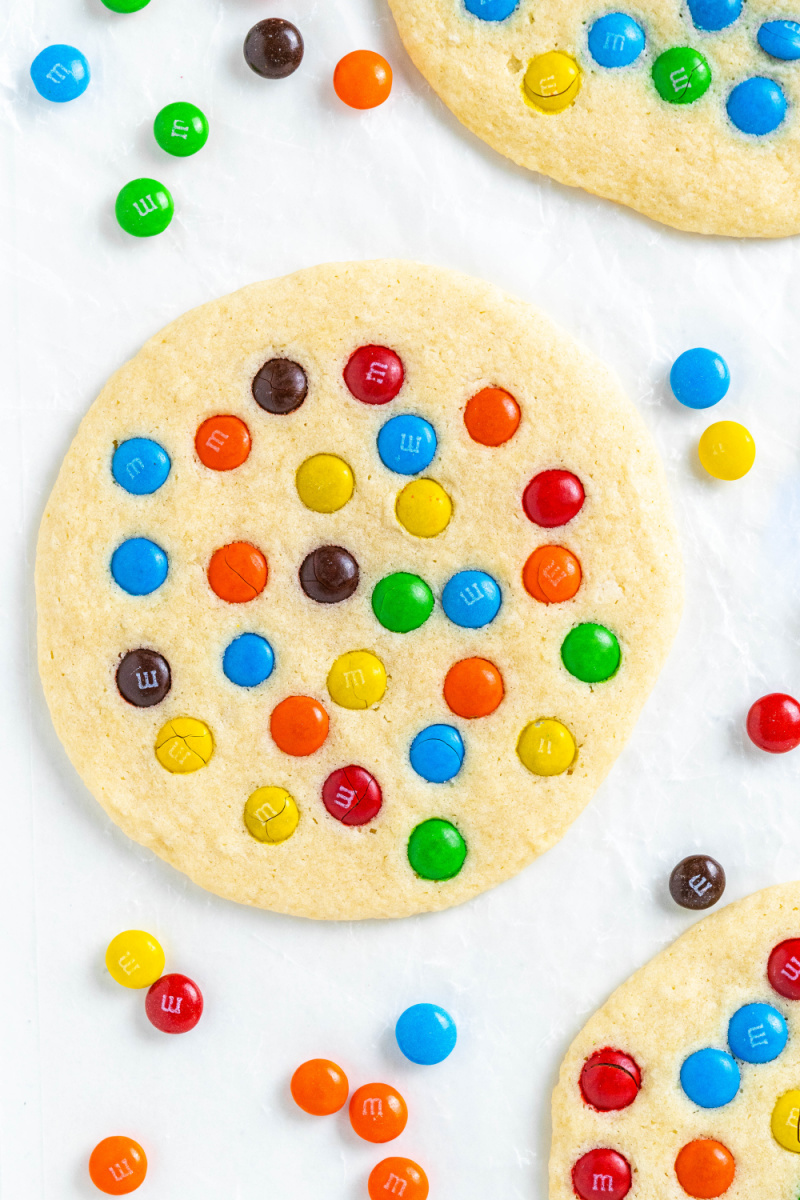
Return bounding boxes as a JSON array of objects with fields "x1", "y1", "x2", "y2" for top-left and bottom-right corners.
[
  {"x1": 550, "y1": 881, "x2": 800, "y2": 1199},
  {"x1": 36, "y1": 261, "x2": 681, "y2": 920},
  {"x1": 386, "y1": 0, "x2": 800, "y2": 237}
]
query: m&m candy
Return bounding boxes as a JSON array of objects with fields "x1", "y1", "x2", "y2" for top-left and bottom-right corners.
[
  {"x1": 522, "y1": 52, "x2": 581, "y2": 113},
  {"x1": 155, "y1": 717, "x2": 214, "y2": 774},
  {"x1": 561, "y1": 623, "x2": 620, "y2": 683},
  {"x1": 111, "y1": 538, "x2": 168, "y2": 596},
  {"x1": 409, "y1": 725, "x2": 464, "y2": 782},
  {"x1": 344, "y1": 345, "x2": 404, "y2": 404},
  {"x1": 195, "y1": 415, "x2": 251, "y2": 470},
  {"x1": 327, "y1": 651, "x2": 387, "y2": 709},
  {"x1": 208, "y1": 542, "x2": 268, "y2": 603},
  {"x1": 89, "y1": 1136, "x2": 147, "y2": 1195},
  {"x1": 334, "y1": 51, "x2": 393, "y2": 109},
  {"x1": 291, "y1": 1059, "x2": 349, "y2": 1115},
  {"x1": 115, "y1": 179, "x2": 174, "y2": 238},
  {"x1": 31, "y1": 45, "x2": 90, "y2": 102},
  {"x1": 300, "y1": 546, "x2": 360, "y2": 604},
  {"x1": 749, "y1": 694, "x2": 800, "y2": 752},
  {"x1": 252, "y1": 357, "x2": 308, "y2": 414},
  {"x1": 674, "y1": 1139, "x2": 735, "y2": 1198},
  {"x1": 407, "y1": 818, "x2": 467, "y2": 880},
  {"x1": 116, "y1": 649, "x2": 171, "y2": 707},
  {"x1": 154, "y1": 102, "x2": 209, "y2": 157},
  {"x1": 522, "y1": 545, "x2": 581, "y2": 604},
  {"x1": 369, "y1": 1158, "x2": 429, "y2": 1200},
  {"x1": 395, "y1": 1003, "x2": 457, "y2": 1064},
  {"x1": 687, "y1": 0, "x2": 742, "y2": 32},
  {"x1": 322, "y1": 766, "x2": 382, "y2": 825},
  {"x1": 728, "y1": 1002, "x2": 787, "y2": 1063},
  {"x1": 669, "y1": 854, "x2": 726, "y2": 910},
  {"x1": 223, "y1": 633, "x2": 275, "y2": 688},
  {"x1": 378, "y1": 414, "x2": 437, "y2": 474},
  {"x1": 652, "y1": 48, "x2": 711, "y2": 105},
  {"x1": 463, "y1": 387, "x2": 520, "y2": 445},
  {"x1": 670, "y1": 348, "x2": 730, "y2": 410},
  {"x1": 579, "y1": 1048, "x2": 641, "y2": 1111},
  {"x1": 270, "y1": 696, "x2": 329, "y2": 756},
  {"x1": 588, "y1": 14, "x2": 645, "y2": 68},
  {"x1": 244, "y1": 786, "x2": 299, "y2": 843},
  {"x1": 727, "y1": 77, "x2": 787, "y2": 136},
  {"x1": 349, "y1": 1083, "x2": 408, "y2": 1142},
  {"x1": 296, "y1": 454, "x2": 354, "y2": 513},
  {"x1": 101, "y1": 0, "x2": 150, "y2": 10},
  {"x1": 768, "y1": 938, "x2": 800, "y2": 1000},
  {"x1": 443, "y1": 657, "x2": 504, "y2": 719},
  {"x1": 396, "y1": 479, "x2": 453, "y2": 538},
  {"x1": 105, "y1": 930, "x2": 165, "y2": 989},
  {"x1": 244, "y1": 19, "x2": 304, "y2": 79},
  {"x1": 771, "y1": 1089, "x2": 800, "y2": 1151},
  {"x1": 441, "y1": 571, "x2": 501, "y2": 628},
  {"x1": 572, "y1": 1148, "x2": 631, "y2": 1200},
  {"x1": 517, "y1": 719, "x2": 576, "y2": 776},
  {"x1": 145, "y1": 973, "x2": 203, "y2": 1033},
  {"x1": 680, "y1": 1048, "x2": 740, "y2": 1108},
  {"x1": 372, "y1": 572, "x2": 434, "y2": 633},
  {"x1": 698, "y1": 421, "x2": 755, "y2": 480},
  {"x1": 464, "y1": 0, "x2": 519, "y2": 20},
  {"x1": 758, "y1": 20, "x2": 800, "y2": 61},
  {"x1": 523, "y1": 470, "x2": 584, "y2": 527},
  {"x1": 112, "y1": 438, "x2": 171, "y2": 495}
]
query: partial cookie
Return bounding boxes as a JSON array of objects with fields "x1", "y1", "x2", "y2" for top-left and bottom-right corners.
[
  {"x1": 387, "y1": 0, "x2": 800, "y2": 236},
  {"x1": 36, "y1": 261, "x2": 681, "y2": 920},
  {"x1": 551, "y1": 881, "x2": 800, "y2": 1199}
]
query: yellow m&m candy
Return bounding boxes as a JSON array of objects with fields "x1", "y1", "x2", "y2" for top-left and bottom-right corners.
[
  {"x1": 396, "y1": 479, "x2": 452, "y2": 538},
  {"x1": 517, "y1": 718, "x2": 576, "y2": 776},
  {"x1": 327, "y1": 650, "x2": 387, "y2": 709},
  {"x1": 296, "y1": 453, "x2": 354, "y2": 513},
  {"x1": 155, "y1": 717, "x2": 214, "y2": 774},
  {"x1": 244, "y1": 787, "x2": 299, "y2": 843},
  {"x1": 772, "y1": 1090, "x2": 800, "y2": 1151},
  {"x1": 522, "y1": 52, "x2": 582, "y2": 114},
  {"x1": 698, "y1": 421, "x2": 755, "y2": 480},
  {"x1": 105, "y1": 929, "x2": 165, "y2": 989}
]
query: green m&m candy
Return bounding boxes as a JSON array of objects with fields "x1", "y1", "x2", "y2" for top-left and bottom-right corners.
[
  {"x1": 652, "y1": 47, "x2": 711, "y2": 105},
  {"x1": 154, "y1": 102, "x2": 209, "y2": 158},
  {"x1": 101, "y1": 0, "x2": 151, "y2": 11},
  {"x1": 561, "y1": 623, "x2": 621, "y2": 683},
  {"x1": 115, "y1": 178, "x2": 173, "y2": 238},
  {"x1": 408, "y1": 819, "x2": 467, "y2": 881},
  {"x1": 372, "y1": 572, "x2": 434, "y2": 633}
]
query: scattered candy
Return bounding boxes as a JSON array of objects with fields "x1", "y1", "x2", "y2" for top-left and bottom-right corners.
[
  {"x1": 674, "y1": 1139, "x2": 735, "y2": 1198},
  {"x1": 748, "y1": 693, "x2": 800, "y2": 753},
  {"x1": 89, "y1": 1136, "x2": 147, "y2": 1195},
  {"x1": 270, "y1": 695, "x2": 329, "y2": 756},
  {"x1": 105, "y1": 930, "x2": 165, "y2": 989},
  {"x1": 327, "y1": 650, "x2": 387, "y2": 709},
  {"x1": 579, "y1": 1048, "x2": 641, "y2": 1112},
  {"x1": 291, "y1": 1059, "x2": 349, "y2": 1115},
  {"x1": 111, "y1": 537, "x2": 168, "y2": 596},
  {"x1": 101, "y1": 0, "x2": 151, "y2": 10},
  {"x1": 407, "y1": 818, "x2": 467, "y2": 880},
  {"x1": 768, "y1": 938, "x2": 800, "y2": 1000},
  {"x1": 572, "y1": 1148, "x2": 631, "y2": 1200},
  {"x1": 115, "y1": 178, "x2": 174, "y2": 238},
  {"x1": 372, "y1": 572, "x2": 434, "y2": 632},
  {"x1": 687, "y1": 0, "x2": 742, "y2": 32},
  {"x1": 207, "y1": 542, "x2": 268, "y2": 603},
  {"x1": 698, "y1": 420, "x2": 755, "y2": 480},
  {"x1": 116, "y1": 648, "x2": 171, "y2": 707},
  {"x1": 349, "y1": 1083, "x2": 408, "y2": 1142},
  {"x1": 517, "y1": 718, "x2": 576, "y2": 776},
  {"x1": 369, "y1": 1158, "x2": 429, "y2": 1200},
  {"x1": 522, "y1": 469, "x2": 584, "y2": 527},
  {"x1": 669, "y1": 854, "x2": 726, "y2": 910},
  {"x1": 296, "y1": 453, "x2": 355, "y2": 513},
  {"x1": 244, "y1": 786, "x2": 299, "y2": 843},
  {"x1": 728, "y1": 1002, "x2": 787, "y2": 1063},
  {"x1": 222, "y1": 633, "x2": 275, "y2": 688},
  {"x1": 252, "y1": 357, "x2": 308, "y2": 414},
  {"x1": 395, "y1": 479, "x2": 452, "y2": 537},
  {"x1": 441, "y1": 570, "x2": 501, "y2": 628},
  {"x1": 522, "y1": 545, "x2": 581, "y2": 604},
  {"x1": 155, "y1": 717, "x2": 214, "y2": 774},
  {"x1": 463, "y1": 387, "x2": 520, "y2": 446},
  {"x1": 195, "y1": 415, "x2": 251, "y2": 471},
  {"x1": 334, "y1": 51, "x2": 393, "y2": 110},
  {"x1": 588, "y1": 14, "x2": 645, "y2": 68},
  {"x1": 112, "y1": 438, "x2": 171, "y2": 495},
  {"x1": 300, "y1": 545, "x2": 360, "y2": 604},
  {"x1": 154, "y1": 101, "x2": 209, "y2": 157},
  {"x1": 145, "y1": 972, "x2": 203, "y2": 1033},
  {"x1": 409, "y1": 725, "x2": 464, "y2": 782},
  {"x1": 443, "y1": 657, "x2": 504, "y2": 719},
  {"x1": 652, "y1": 48, "x2": 711, "y2": 105},
  {"x1": 344, "y1": 345, "x2": 404, "y2": 405},
  {"x1": 395, "y1": 1003, "x2": 457, "y2": 1064},
  {"x1": 680, "y1": 1047, "x2": 740, "y2": 1108},
  {"x1": 322, "y1": 765, "x2": 383, "y2": 825},
  {"x1": 561, "y1": 622, "x2": 620, "y2": 684},
  {"x1": 771, "y1": 1089, "x2": 800, "y2": 1151},
  {"x1": 378, "y1": 414, "x2": 437, "y2": 475},
  {"x1": 31, "y1": 45, "x2": 90, "y2": 103},
  {"x1": 727, "y1": 77, "x2": 787, "y2": 136},
  {"x1": 670, "y1": 348, "x2": 730, "y2": 410},
  {"x1": 522, "y1": 52, "x2": 581, "y2": 113},
  {"x1": 244, "y1": 19, "x2": 304, "y2": 79},
  {"x1": 758, "y1": 20, "x2": 800, "y2": 61},
  {"x1": 464, "y1": 0, "x2": 519, "y2": 20}
]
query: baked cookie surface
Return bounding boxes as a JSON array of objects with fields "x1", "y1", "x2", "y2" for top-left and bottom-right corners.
[
  {"x1": 386, "y1": 0, "x2": 800, "y2": 237},
  {"x1": 551, "y1": 882, "x2": 800, "y2": 1199},
  {"x1": 36, "y1": 261, "x2": 681, "y2": 920}
]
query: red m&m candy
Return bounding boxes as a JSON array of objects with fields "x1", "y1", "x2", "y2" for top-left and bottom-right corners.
[
  {"x1": 344, "y1": 345, "x2": 404, "y2": 405},
  {"x1": 572, "y1": 1148, "x2": 631, "y2": 1200},
  {"x1": 523, "y1": 469, "x2": 585, "y2": 527},
  {"x1": 579, "y1": 1047, "x2": 641, "y2": 1111},
  {"x1": 145, "y1": 973, "x2": 203, "y2": 1033},
  {"x1": 746, "y1": 693, "x2": 800, "y2": 753},
  {"x1": 769, "y1": 938, "x2": 800, "y2": 1000},
  {"x1": 322, "y1": 765, "x2": 382, "y2": 825}
]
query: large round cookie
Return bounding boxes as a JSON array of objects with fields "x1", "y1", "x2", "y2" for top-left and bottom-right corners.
[
  {"x1": 36, "y1": 261, "x2": 681, "y2": 920},
  {"x1": 387, "y1": 0, "x2": 800, "y2": 237},
  {"x1": 551, "y1": 882, "x2": 800, "y2": 1199}
]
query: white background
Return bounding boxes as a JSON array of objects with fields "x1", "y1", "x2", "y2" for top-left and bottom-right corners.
[{"x1": 2, "y1": 1, "x2": 800, "y2": 1197}]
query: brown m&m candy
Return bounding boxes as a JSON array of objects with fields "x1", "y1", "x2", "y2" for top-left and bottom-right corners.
[
  {"x1": 243, "y1": 19, "x2": 304, "y2": 80},
  {"x1": 669, "y1": 854, "x2": 726, "y2": 910},
  {"x1": 299, "y1": 545, "x2": 359, "y2": 604},
  {"x1": 252, "y1": 357, "x2": 308, "y2": 414},
  {"x1": 116, "y1": 649, "x2": 171, "y2": 707}
]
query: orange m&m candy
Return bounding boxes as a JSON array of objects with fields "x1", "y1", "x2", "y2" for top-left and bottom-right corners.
[
  {"x1": 89, "y1": 1136, "x2": 147, "y2": 1195},
  {"x1": 523, "y1": 545, "x2": 581, "y2": 604},
  {"x1": 444, "y1": 657, "x2": 504, "y2": 719},
  {"x1": 270, "y1": 695, "x2": 329, "y2": 756},
  {"x1": 349, "y1": 1082, "x2": 408, "y2": 1143},
  {"x1": 291, "y1": 1058, "x2": 349, "y2": 1115},
  {"x1": 334, "y1": 50, "x2": 392, "y2": 109},
  {"x1": 675, "y1": 1139, "x2": 735, "y2": 1198},
  {"x1": 208, "y1": 541, "x2": 267, "y2": 603},
  {"x1": 464, "y1": 387, "x2": 521, "y2": 446},
  {"x1": 369, "y1": 1157, "x2": 429, "y2": 1200},
  {"x1": 195, "y1": 415, "x2": 251, "y2": 471}
]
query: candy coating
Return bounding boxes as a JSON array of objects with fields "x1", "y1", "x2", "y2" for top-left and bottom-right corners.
[
  {"x1": 395, "y1": 1003, "x2": 457, "y2": 1064},
  {"x1": 322, "y1": 765, "x2": 382, "y2": 825},
  {"x1": 670, "y1": 348, "x2": 730, "y2": 410},
  {"x1": 111, "y1": 538, "x2": 168, "y2": 596},
  {"x1": 409, "y1": 725, "x2": 465, "y2": 782},
  {"x1": 155, "y1": 717, "x2": 214, "y2": 773},
  {"x1": 523, "y1": 470, "x2": 584, "y2": 527},
  {"x1": 116, "y1": 648, "x2": 171, "y2": 707},
  {"x1": 758, "y1": 21, "x2": 800, "y2": 61},
  {"x1": 89, "y1": 1136, "x2": 147, "y2": 1195},
  {"x1": 522, "y1": 52, "x2": 581, "y2": 113},
  {"x1": 270, "y1": 696, "x2": 329, "y2": 756},
  {"x1": 252, "y1": 357, "x2": 308, "y2": 414},
  {"x1": 244, "y1": 19, "x2": 304, "y2": 79},
  {"x1": 344, "y1": 345, "x2": 404, "y2": 403},
  {"x1": 517, "y1": 718, "x2": 576, "y2": 775},
  {"x1": 145, "y1": 973, "x2": 203, "y2": 1033},
  {"x1": 441, "y1": 570, "x2": 501, "y2": 628},
  {"x1": 245, "y1": 786, "x2": 299, "y2": 843},
  {"x1": 300, "y1": 545, "x2": 359, "y2": 603},
  {"x1": 768, "y1": 939, "x2": 800, "y2": 1000},
  {"x1": 444, "y1": 657, "x2": 504, "y2": 718},
  {"x1": 747, "y1": 693, "x2": 800, "y2": 753},
  {"x1": 771, "y1": 1089, "x2": 800, "y2": 1151},
  {"x1": 223, "y1": 633, "x2": 274, "y2": 688},
  {"x1": 327, "y1": 650, "x2": 387, "y2": 709},
  {"x1": 674, "y1": 1139, "x2": 735, "y2": 1198},
  {"x1": 296, "y1": 454, "x2": 354, "y2": 513},
  {"x1": 195, "y1": 415, "x2": 251, "y2": 471},
  {"x1": 572, "y1": 1149, "x2": 631, "y2": 1200},
  {"x1": 377, "y1": 414, "x2": 437, "y2": 474},
  {"x1": 463, "y1": 387, "x2": 520, "y2": 445},
  {"x1": 687, "y1": 0, "x2": 742, "y2": 32},
  {"x1": 652, "y1": 48, "x2": 711, "y2": 105},
  {"x1": 334, "y1": 52, "x2": 393, "y2": 109},
  {"x1": 349, "y1": 1083, "x2": 408, "y2": 1142},
  {"x1": 680, "y1": 1048, "x2": 740, "y2": 1108},
  {"x1": 115, "y1": 178, "x2": 173, "y2": 237},
  {"x1": 207, "y1": 542, "x2": 267, "y2": 603},
  {"x1": 727, "y1": 77, "x2": 787, "y2": 136},
  {"x1": 31, "y1": 45, "x2": 90, "y2": 102},
  {"x1": 396, "y1": 479, "x2": 452, "y2": 537},
  {"x1": 408, "y1": 818, "x2": 467, "y2": 880},
  {"x1": 372, "y1": 572, "x2": 434, "y2": 632},
  {"x1": 369, "y1": 1158, "x2": 429, "y2": 1200},
  {"x1": 561, "y1": 624, "x2": 620, "y2": 683},
  {"x1": 579, "y1": 1048, "x2": 640, "y2": 1111},
  {"x1": 728, "y1": 1002, "x2": 787, "y2": 1063},
  {"x1": 112, "y1": 438, "x2": 170, "y2": 495},
  {"x1": 523, "y1": 545, "x2": 581, "y2": 604},
  {"x1": 154, "y1": 102, "x2": 209, "y2": 157},
  {"x1": 588, "y1": 14, "x2": 645, "y2": 68},
  {"x1": 105, "y1": 930, "x2": 165, "y2": 989},
  {"x1": 698, "y1": 421, "x2": 755, "y2": 480},
  {"x1": 291, "y1": 1059, "x2": 349, "y2": 1115},
  {"x1": 464, "y1": 0, "x2": 518, "y2": 19}
]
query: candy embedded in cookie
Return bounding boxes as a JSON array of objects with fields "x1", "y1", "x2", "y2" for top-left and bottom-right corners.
[
  {"x1": 322, "y1": 765, "x2": 383, "y2": 825},
  {"x1": 116, "y1": 648, "x2": 171, "y2": 707},
  {"x1": 300, "y1": 545, "x2": 360, "y2": 604},
  {"x1": 579, "y1": 1048, "x2": 641, "y2": 1111}
]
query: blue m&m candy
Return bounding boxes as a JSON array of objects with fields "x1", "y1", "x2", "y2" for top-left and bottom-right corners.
[
  {"x1": 728, "y1": 1003, "x2": 788, "y2": 1063},
  {"x1": 410, "y1": 725, "x2": 465, "y2": 783},
  {"x1": 670, "y1": 348, "x2": 730, "y2": 410},
  {"x1": 442, "y1": 570, "x2": 501, "y2": 629},
  {"x1": 464, "y1": 0, "x2": 518, "y2": 20},
  {"x1": 223, "y1": 633, "x2": 275, "y2": 687},
  {"x1": 680, "y1": 1048, "x2": 740, "y2": 1108},
  {"x1": 727, "y1": 77, "x2": 787, "y2": 136},
  {"x1": 111, "y1": 538, "x2": 168, "y2": 596},
  {"x1": 588, "y1": 14, "x2": 645, "y2": 69},
  {"x1": 377, "y1": 414, "x2": 437, "y2": 475},
  {"x1": 396, "y1": 1004, "x2": 457, "y2": 1065},
  {"x1": 112, "y1": 438, "x2": 171, "y2": 495},
  {"x1": 758, "y1": 21, "x2": 800, "y2": 61},
  {"x1": 31, "y1": 45, "x2": 90, "y2": 103},
  {"x1": 687, "y1": 0, "x2": 742, "y2": 31}
]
